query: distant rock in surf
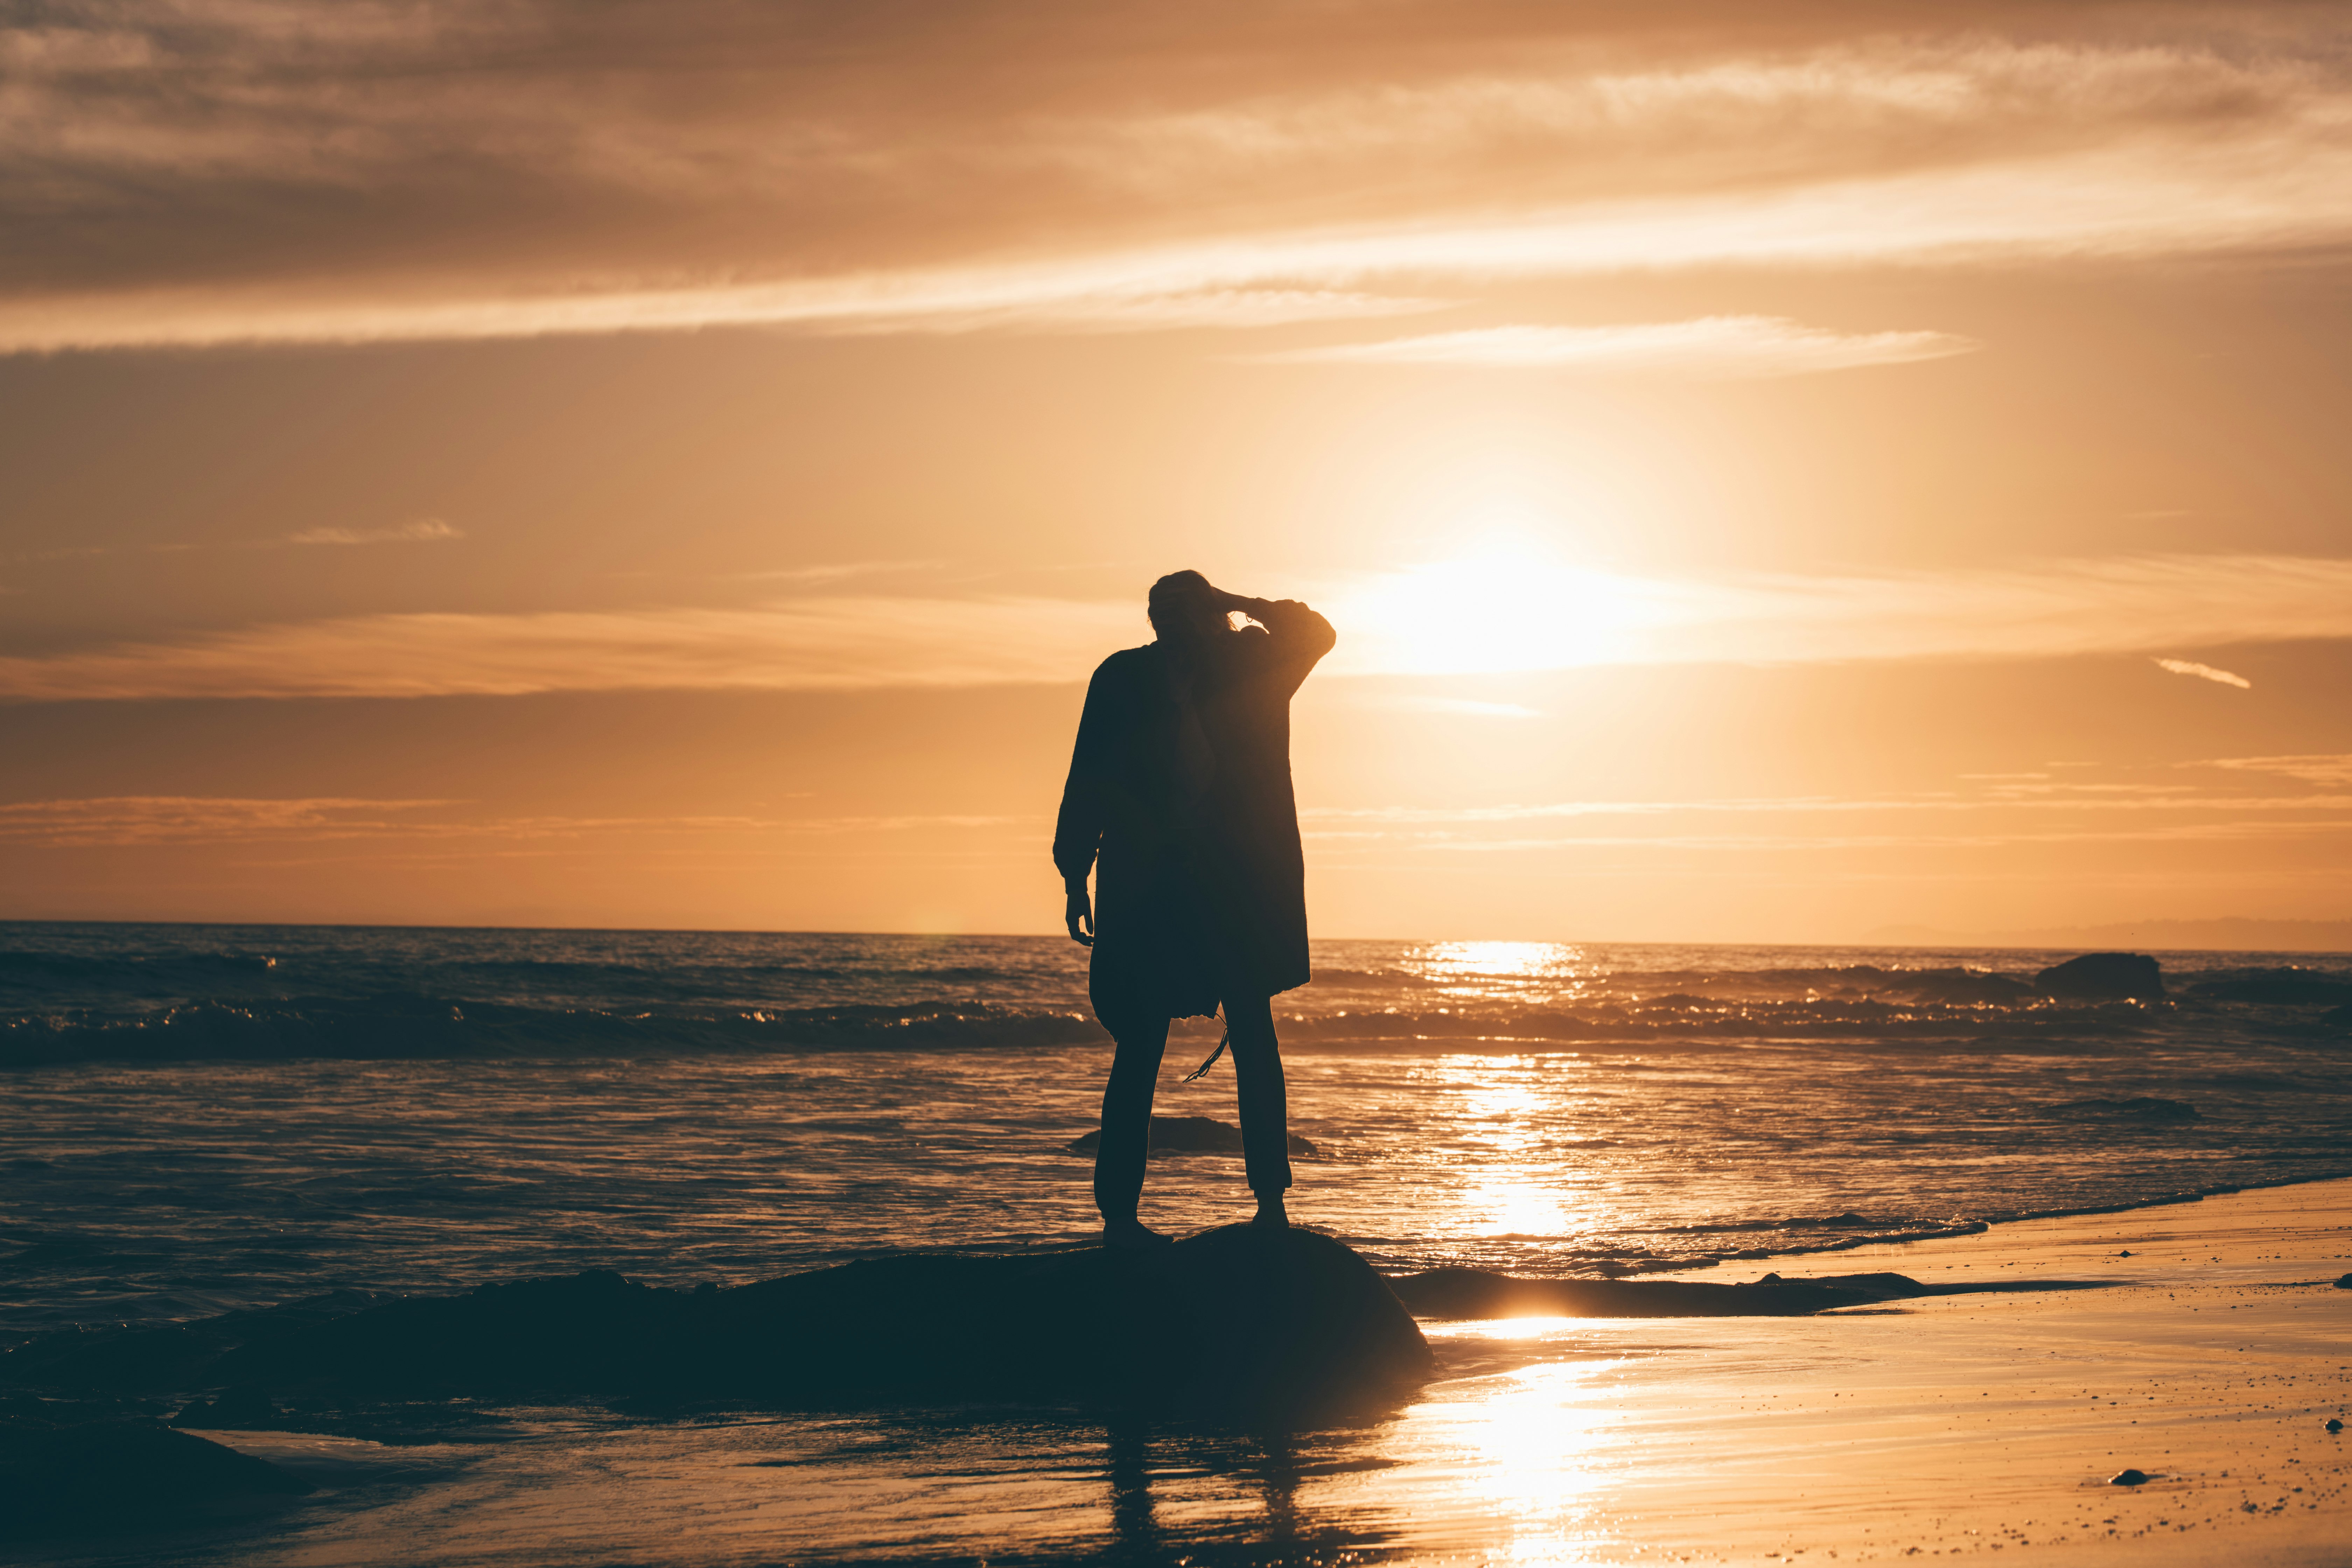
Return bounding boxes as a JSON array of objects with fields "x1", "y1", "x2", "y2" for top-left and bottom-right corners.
[
  {"x1": 2322, "y1": 1004, "x2": 2352, "y2": 1032},
  {"x1": 4, "y1": 1228, "x2": 1427, "y2": 1426},
  {"x1": 1064, "y1": 1115, "x2": 1320, "y2": 1158},
  {"x1": 2033, "y1": 953, "x2": 2164, "y2": 1001}
]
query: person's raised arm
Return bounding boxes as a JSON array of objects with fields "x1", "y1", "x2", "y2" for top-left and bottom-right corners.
[
  {"x1": 1052, "y1": 662, "x2": 1116, "y2": 945},
  {"x1": 1217, "y1": 590, "x2": 1336, "y2": 691}
]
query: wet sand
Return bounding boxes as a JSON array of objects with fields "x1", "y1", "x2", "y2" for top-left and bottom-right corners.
[
  {"x1": 141, "y1": 1180, "x2": 2350, "y2": 1567},
  {"x1": 1383, "y1": 1177, "x2": 2352, "y2": 1564}
]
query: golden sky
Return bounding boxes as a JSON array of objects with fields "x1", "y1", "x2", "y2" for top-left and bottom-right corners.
[{"x1": 4, "y1": 0, "x2": 2351, "y2": 941}]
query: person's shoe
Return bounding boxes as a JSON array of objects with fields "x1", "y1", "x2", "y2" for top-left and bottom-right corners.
[
  {"x1": 1251, "y1": 1194, "x2": 1290, "y2": 1229},
  {"x1": 1102, "y1": 1216, "x2": 1172, "y2": 1251}
]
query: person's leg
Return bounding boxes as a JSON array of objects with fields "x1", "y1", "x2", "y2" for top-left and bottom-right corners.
[
  {"x1": 1093, "y1": 1010, "x2": 1171, "y2": 1239},
  {"x1": 1222, "y1": 993, "x2": 1293, "y2": 1225}
]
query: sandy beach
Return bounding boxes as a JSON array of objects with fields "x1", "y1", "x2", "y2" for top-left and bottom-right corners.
[
  {"x1": 1379, "y1": 1177, "x2": 2352, "y2": 1566},
  {"x1": 130, "y1": 1178, "x2": 2349, "y2": 1568}
]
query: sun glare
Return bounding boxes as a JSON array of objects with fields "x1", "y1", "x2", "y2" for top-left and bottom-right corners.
[
  {"x1": 1408, "y1": 942, "x2": 1598, "y2": 1004},
  {"x1": 1327, "y1": 546, "x2": 1660, "y2": 677}
]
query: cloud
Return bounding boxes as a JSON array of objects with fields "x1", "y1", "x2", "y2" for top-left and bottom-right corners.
[
  {"x1": 6, "y1": 14, "x2": 2352, "y2": 351},
  {"x1": 0, "y1": 796, "x2": 454, "y2": 846},
  {"x1": 2152, "y1": 656, "x2": 2251, "y2": 688},
  {"x1": 1250, "y1": 317, "x2": 1977, "y2": 377},
  {"x1": 284, "y1": 518, "x2": 462, "y2": 546},
  {"x1": 0, "y1": 596, "x2": 1143, "y2": 701},
  {"x1": 0, "y1": 795, "x2": 1032, "y2": 848},
  {"x1": 5, "y1": 553, "x2": 2352, "y2": 702},
  {"x1": 1301, "y1": 787, "x2": 2352, "y2": 826},
  {"x1": 1385, "y1": 819, "x2": 2352, "y2": 853},
  {"x1": 724, "y1": 559, "x2": 945, "y2": 585},
  {"x1": 1325, "y1": 553, "x2": 2352, "y2": 677},
  {"x1": 0, "y1": 276, "x2": 1443, "y2": 354},
  {"x1": 2199, "y1": 753, "x2": 2352, "y2": 785}
]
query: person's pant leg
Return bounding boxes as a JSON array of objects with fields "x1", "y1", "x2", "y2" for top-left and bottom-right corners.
[
  {"x1": 1093, "y1": 1012, "x2": 1170, "y2": 1222},
  {"x1": 1223, "y1": 994, "x2": 1293, "y2": 1197}
]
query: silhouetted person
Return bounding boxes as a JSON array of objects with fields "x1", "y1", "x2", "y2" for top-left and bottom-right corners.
[{"x1": 1055, "y1": 571, "x2": 1336, "y2": 1248}]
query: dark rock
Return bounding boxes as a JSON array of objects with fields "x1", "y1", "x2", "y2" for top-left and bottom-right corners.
[
  {"x1": 2337, "y1": 1274, "x2": 2352, "y2": 1289},
  {"x1": 169, "y1": 1385, "x2": 280, "y2": 1428},
  {"x1": 1388, "y1": 1268, "x2": 2120, "y2": 1319},
  {"x1": 2188, "y1": 971, "x2": 2352, "y2": 1006},
  {"x1": 12, "y1": 1231, "x2": 1427, "y2": 1426},
  {"x1": 0, "y1": 1413, "x2": 312, "y2": 1539},
  {"x1": 1065, "y1": 1115, "x2": 1320, "y2": 1158},
  {"x1": 1390, "y1": 1268, "x2": 1933, "y2": 1318},
  {"x1": 2035, "y1": 953, "x2": 2164, "y2": 1001},
  {"x1": 2048, "y1": 1097, "x2": 2200, "y2": 1122},
  {"x1": 2328, "y1": 1418, "x2": 2344, "y2": 1432},
  {"x1": 2323, "y1": 1004, "x2": 2352, "y2": 1032},
  {"x1": 1, "y1": 1288, "x2": 389, "y2": 1397},
  {"x1": 2109, "y1": 1468, "x2": 2151, "y2": 1486}
]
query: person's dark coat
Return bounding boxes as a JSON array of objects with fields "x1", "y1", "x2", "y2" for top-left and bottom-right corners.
[{"x1": 1053, "y1": 601, "x2": 1335, "y2": 1023}]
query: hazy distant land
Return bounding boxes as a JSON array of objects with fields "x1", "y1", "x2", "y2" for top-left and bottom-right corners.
[{"x1": 1865, "y1": 916, "x2": 2352, "y2": 953}]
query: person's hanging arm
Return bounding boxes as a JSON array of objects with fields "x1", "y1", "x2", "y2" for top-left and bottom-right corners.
[{"x1": 1053, "y1": 664, "x2": 1116, "y2": 947}]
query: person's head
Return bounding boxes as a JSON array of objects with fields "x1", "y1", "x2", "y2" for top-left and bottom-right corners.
[{"x1": 1148, "y1": 570, "x2": 1229, "y2": 648}]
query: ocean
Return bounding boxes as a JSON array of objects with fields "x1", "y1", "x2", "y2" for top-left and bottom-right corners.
[{"x1": 4, "y1": 922, "x2": 2349, "y2": 1563}]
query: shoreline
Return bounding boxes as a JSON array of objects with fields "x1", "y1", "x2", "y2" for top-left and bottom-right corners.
[
  {"x1": 132, "y1": 1169, "x2": 2350, "y2": 1566},
  {"x1": 1624, "y1": 1169, "x2": 2352, "y2": 1279}
]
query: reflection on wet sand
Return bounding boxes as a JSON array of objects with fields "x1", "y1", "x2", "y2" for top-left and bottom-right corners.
[
  {"x1": 176, "y1": 1181, "x2": 2350, "y2": 1567},
  {"x1": 1099, "y1": 1418, "x2": 1434, "y2": 1566}
]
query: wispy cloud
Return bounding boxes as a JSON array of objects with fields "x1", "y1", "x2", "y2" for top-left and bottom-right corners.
[
  {"x1": 0, "y1": 796, "x2": 456, "y2": 847},
  {"x1": 2200, "y1": 754, "x2": 2352, "y2": 786},
  {"x1": 2153, "y1": 656, "x2": 2251, "y2": 688},
  {"x1": 284, "y1": 518, "x2": 462, "y2": 547},
  {"x1": 1383, "y1": 820, "x2": 2352, "y2": 854},
  {"x1": 7, "y1": 17, "x2": 2352, "y2": 352},
  {"x1": 1302, "y1": 788, "x2": 2352, "y2": 826},
  {"x1": 10, "y1": 518, "x2": 463, "y2": 562},
  {"x1": 1325, "y1": 553, "x2": 2352, "y2": 677},
  {"x1": 5, "y1": 554, "x2": 2352, "y2": 701},
  {"x1": 0, "y1": 596, "x2": 1141, "y2": 701},
  {"x1": 0, "y1": 796, "x2": 1034, "y2": 848},
  {"x1": 1251, "y1": 317, "x2": 1976, "y2": 377},
  {"x1": 724, "y1": 559, "x2": 943, "y2": 585},
  {"x1": 0, "y1": 277, "x2": 1444, "y2": 354}
]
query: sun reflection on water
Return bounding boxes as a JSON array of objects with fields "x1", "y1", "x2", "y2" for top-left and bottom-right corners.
[
  {"x1": 1427, "y1": 1053, "x2": 1615, "y2": 1241},
  {"x1": 1405, "y1": 941, "x2": 1598, "y2": 1004},
  {"x1": 1389, "y1": 1329, "x2": 1629, "y2": 1565}
]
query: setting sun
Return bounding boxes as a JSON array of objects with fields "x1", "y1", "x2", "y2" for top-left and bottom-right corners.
[{"x1": 1327, "y1": 549, "x2": 1657, "y2": 677}]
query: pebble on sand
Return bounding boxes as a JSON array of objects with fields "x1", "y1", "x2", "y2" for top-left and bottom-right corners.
[
  {"x1": 2328, "y1": 1419, "x2": 2344, "y2": 1433},
  {"x1": 2109, "y1": 1469, "x2": 2151, "y2": 1486}
]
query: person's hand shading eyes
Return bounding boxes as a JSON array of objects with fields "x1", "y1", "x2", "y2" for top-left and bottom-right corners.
[{"x1": 1065, "y1": 887, "x2": 1095, "y2": 947}]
